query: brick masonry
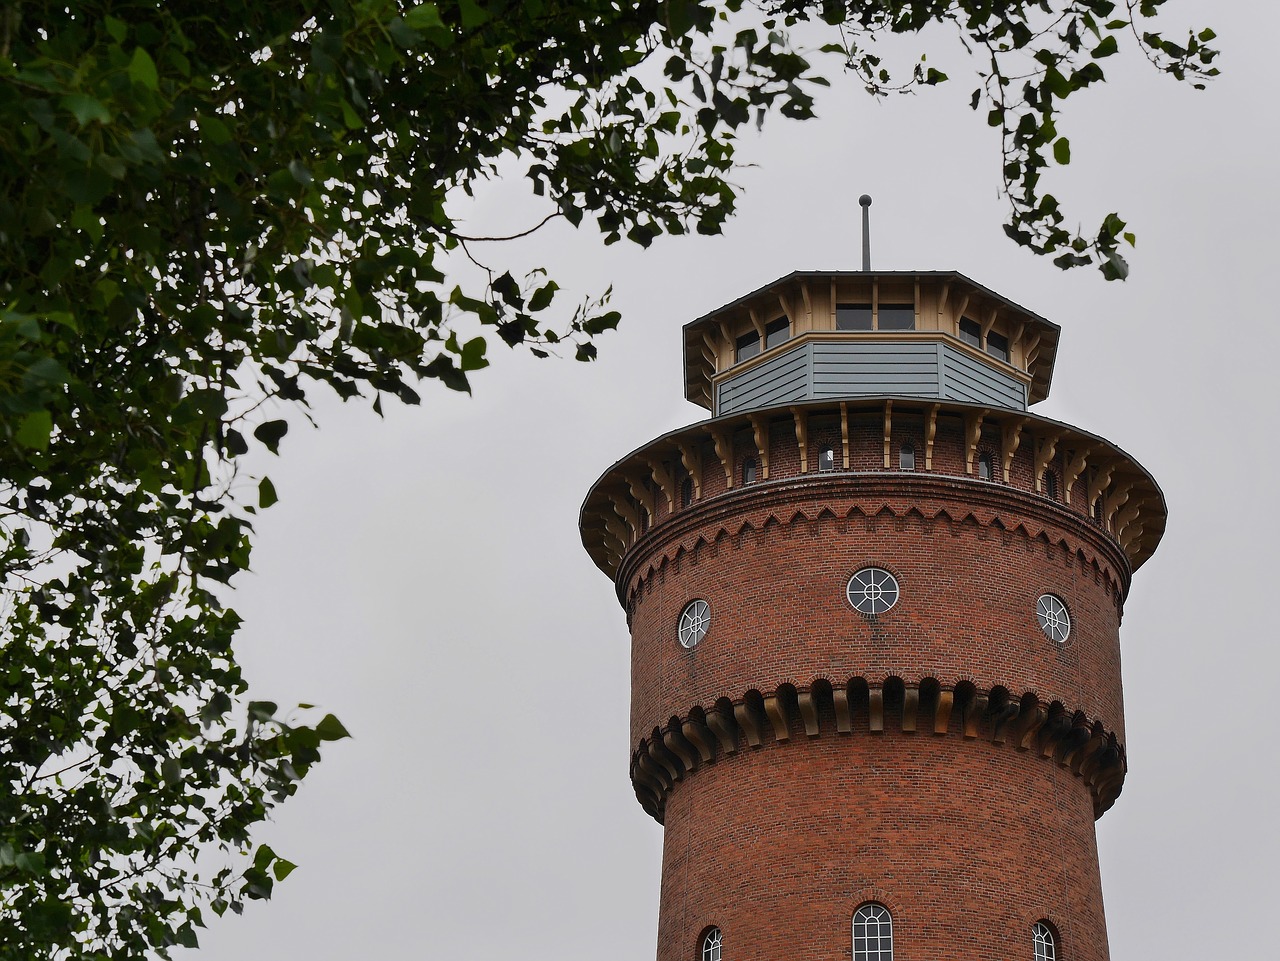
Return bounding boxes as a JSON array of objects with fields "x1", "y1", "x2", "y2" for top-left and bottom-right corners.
[{"x1": 582, "y1": 399, "x2": 1162, "y2": 961}]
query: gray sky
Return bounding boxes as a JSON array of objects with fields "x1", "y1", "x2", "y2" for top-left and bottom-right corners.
[{"x1": 189, "y1": 4, "x2": 1278, "y2": 958}]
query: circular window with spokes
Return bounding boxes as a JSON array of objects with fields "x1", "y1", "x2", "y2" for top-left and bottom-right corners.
[
  {"x1": 847, "y1": 567, "x2": 900, "y2": 616},
  {"x1": 678, "y1": 599, "x2": 711, "y2": 649},
  {"x1": 1036, "y1": 593, "x2": 1071, "y2": 643}
]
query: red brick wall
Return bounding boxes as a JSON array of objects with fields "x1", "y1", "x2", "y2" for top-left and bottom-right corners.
[
  {"x1": 625, "y1": 478, "x2": 1127, "y2": 750},
  {"x1": 622, "y1": 470, "x2": 1126, "y2": 961},
  {"x1": 657, "y1": 732, "x2": 1108, "y2": 961}
]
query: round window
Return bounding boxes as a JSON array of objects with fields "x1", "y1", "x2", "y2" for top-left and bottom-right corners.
[
  {"x1": 678, "y1": 600, "x2": 710, "y2": 648},
  {"x1": 847, "y1": 568, "x2": 900, "y2": 615},
  {"x1": 1036, "y1": 594, "x2": 1071, "y2": 642}
]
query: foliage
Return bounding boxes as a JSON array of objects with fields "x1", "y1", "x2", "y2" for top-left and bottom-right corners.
[{"x1": 0, "y1": 0, "x2": 1215, "y2": 956}]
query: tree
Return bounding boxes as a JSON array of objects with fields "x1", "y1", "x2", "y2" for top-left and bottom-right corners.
[{"x1": 0, "y1": 1, "x2": 1216, "y2": 956}]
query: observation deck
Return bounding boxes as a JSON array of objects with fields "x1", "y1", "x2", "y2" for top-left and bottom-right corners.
[{"x1": 682, "y1": 271, "x2": 1061, "y2": 415}]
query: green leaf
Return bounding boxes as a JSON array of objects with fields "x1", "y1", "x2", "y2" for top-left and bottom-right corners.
[
  {"x1": 272, "y1": 858, "x2": 298, "y2": 882},
  {"x1": 14, "y1": 410, "x2": 53, "y2": 450},
  {"x1": 1053, "y1": 137, "x2": 1071, "y2": 165},
  {"x1": 161, "y1": 757, "x2": 183, "y2": 786},
  {"x1": 258, "y1": 476, "x2": 278, "y2": 508},
  {"x1": 315, "y1": 713, "x2": 351, "y2": 742},
  {"x1": 248, "y1": 701, "x2": 279, "y2": 722},
  {"x1": 459, "y1": 336, "x2": 488, "y2": 372},
  {"x1": 128, "y1": 47, "x2": 159, "y2": 89},
  {"x1": 457, "y1": 0, "x2": 490, "y2": 30},
  {"x1": 404, "y1": 3, "x2": 446, "y2": 31},
  {"x1": 60, "y1": 93, "x2": 111, "y2": 126},
  {"x1": 253, "y1": 419, "x2": 289, "y2": 454},
  {"x1": 1091, "y1": 36, "x2": 1119, "y2": 58},
  {"x1": 528, "y1": 282, "x2": 558, "y2": 311}
]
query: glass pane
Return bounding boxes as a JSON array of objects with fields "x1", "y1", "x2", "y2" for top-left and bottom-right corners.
[
  {"x1": 837, "y1": 303, "x2": 873, "y2": 331},
  {"x1": 735, "y1": 331, "x2": 760, "y2": 362},
  {"x1": 765, "y1": 316, "x2": 790, "y2": 350},
  {"x1": 986, "y1": 330, "x2": 1010, "y2": 362},
  {"x1": 959, "y1": 316, "x2": 982, "y2": 347},
  {"x1": 878, "y1": 305, "x2": 915, "y2": 330}
]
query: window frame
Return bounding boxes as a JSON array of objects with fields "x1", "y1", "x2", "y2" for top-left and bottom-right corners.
[
  {"x1": 847, "y1": 568, "x2": 900, "y2": 617},
  {"x1": 1036, "y1": 594, "x2": 1071, "y2": 643},
  {"x1": 852, "y1": 902, "x2": 893, "y2": 961},
  {"x1": 734, "y1": 329, "x2": 760, "y2": 363},
  {"x1": 764, "y1": 316, "x2": 790, "y2": 350},
  {"x1": 1032, "y1": 921, "x2": 1058, "y2": 961},
  {"x1": 678, "y1": 600, "x2": 711, "y2": 649},
  {"x1": 700, "y1": 926, "x2": 722, "y2": 961},
  {"x1": 899, "y1": 442, "x2": 915, "y2": 471}
]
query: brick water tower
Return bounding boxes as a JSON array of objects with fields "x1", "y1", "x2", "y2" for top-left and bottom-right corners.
[{"x1": 579, "y1": 252, "x2": 1164, "y2": 961}]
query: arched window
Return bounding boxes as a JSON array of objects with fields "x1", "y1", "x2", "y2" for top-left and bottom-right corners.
[
  {"x1": 1042, "y1": 470, "x2": 1059, "y2": 500},
  {"x1": 898, "y1": 442, "x2": 915, "y2": 471},
  {"x1": 1032, "y1": 921, "x2": 1057, "y2": 961},
  {"x1": 819, "y1": 447, "x2": 835, "y2": 472},
  {"x1": 742, "y1": 458, "x2": 757, "y2": 485},
  {"x1": 977, "y1": 452, "x2": 993, "y2": 481},
  {"x1": 700, "y1": 926, "x2": 722, "y2": 961},
  {"x1": 852, "y1": 903, "x2": 892, "y2": 961},
  {"x1": 680, "y1": 477, "x2": 694, "y2": 508}
]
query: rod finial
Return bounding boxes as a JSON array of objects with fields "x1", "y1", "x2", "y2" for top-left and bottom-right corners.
[{"x1": 859, "y1": 195, "x2": 873, "y2": 270}]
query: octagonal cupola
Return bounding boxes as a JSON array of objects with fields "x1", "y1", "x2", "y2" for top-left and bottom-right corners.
[{"x1": 682, "y1": 270, "x2": 1061, "y2": 416}]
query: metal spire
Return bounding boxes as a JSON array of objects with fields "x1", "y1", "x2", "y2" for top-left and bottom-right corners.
[{"x1": 859, "y1": 194, "x2": 873, "y2": 271}]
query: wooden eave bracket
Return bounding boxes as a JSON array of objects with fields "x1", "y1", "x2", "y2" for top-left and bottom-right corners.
[
  {"x1": 1086, "y1": 460, "x2": 1118, "y2": 515},
  {"x1": 749, "y1": 414, "x2": 770, "y2": 479},
  {"x1": 791, "y1": 407, "x2": 809, "y2": 473},
  {"x1": 645, "y1": 456, "x2": 676, "y2": 513},
  {"x1": 1062, "y1": 445, "x2": 1094, "y2": 505},
  {"x1": 1103, "y1": 478, "x2": 1138, "y2": 528},
  {"x1": 677, "y1": 440, "x2": 703, "y2": 500},
  {"x1": 1001, "y1": 417, "x2": 1028, "y2": 483},
  {"x1": 748, "y1": 307, "x2": 766, "y2": 341},
  {"x1": 710, "y1": 428, "x2": 734, "y2": 489},
  {"x1": 1033, "y1": 429, "x2": 1065, "y2": 492},
  {"x1": 606, "y1": 493, "x2": 641, "y2": 544},
  {"x1": 963, "y1": 409, "x2": 987, "y2": 474},
  {"x1": 980, "y1": 305, "x2": 998, "y2": 341},
  {"x1": 924, "y1": 404, "x2": 940, "y2": 470},
  {"x1": 625, "y1": 473, "x2": 656, "y2": 524}
]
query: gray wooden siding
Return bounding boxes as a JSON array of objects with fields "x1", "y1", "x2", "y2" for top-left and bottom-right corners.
[
  {"x1": 939, "y1": 344, "x2": 1027, "y2": 408},
  {"x1": 715, "y1": 346, "x2": 809, "y2": 415},
  {"x1": 812, "y1": 341, "x2": 941, "y2": 397},
  {"x1": 714, "y1": 339, "x2": 1027, "y2": 414}
]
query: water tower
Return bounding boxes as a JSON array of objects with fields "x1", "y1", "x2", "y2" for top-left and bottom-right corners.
[{"x1": 579, "y1": 243, "x2": 1164, "y2": 961}]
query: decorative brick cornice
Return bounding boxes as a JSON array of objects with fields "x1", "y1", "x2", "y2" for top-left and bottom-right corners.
[
  {"x1": 631, "y1": 676, "x2": 1125, "y2": 825},
  {"x1": 615, "y1": 474, "x2": 1132, "y2": 608},
  {"x1": 580, "y1": 396, "x2": 1167, "y2": 582}
]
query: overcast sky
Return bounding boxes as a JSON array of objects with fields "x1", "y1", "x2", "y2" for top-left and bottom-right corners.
[{"x1": 187, "y1": 4, "x2": 1277, "y2": 959}]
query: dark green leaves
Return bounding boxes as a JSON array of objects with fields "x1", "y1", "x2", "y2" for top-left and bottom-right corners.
[
  {"x1": 315, "y1": 714, "x2": 351, "y2": 742},
  {"x1": 128, "y1": 47, "x2": 160, "y2": 90},
  {"x1": 253, "y1": 420, "x2": 289, "y2": 454}
]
